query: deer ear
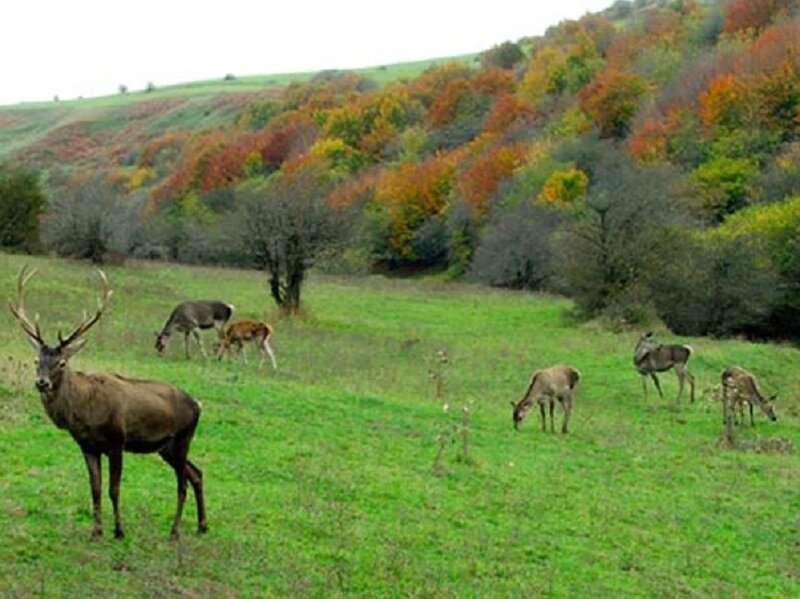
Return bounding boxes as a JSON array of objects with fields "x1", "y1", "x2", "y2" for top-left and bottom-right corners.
[
  {"x1": 645, "y1": 331, "x2": 653, "y2": 337},
  {"x1": 509, "y1": 401, "x2": 516, "y2": 408},
  {"x1": 61, "y1": 337, "x2": 88, "y2": 360},
  {"x1": 770, "y1": 394, "x2": 778, "y2": 402}
]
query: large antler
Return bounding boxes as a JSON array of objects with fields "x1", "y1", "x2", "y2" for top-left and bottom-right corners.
[
  {"x1": 9, "y1": 265, "x2": 45, "y2": 346},
  {"x1": 57, "y1": 269, "x2": 113, "y2": 348}
]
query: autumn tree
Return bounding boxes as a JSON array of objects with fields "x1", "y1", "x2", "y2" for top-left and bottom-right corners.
[{"x1": 579, "y1": 68, "x2": 649, "y2": 138}]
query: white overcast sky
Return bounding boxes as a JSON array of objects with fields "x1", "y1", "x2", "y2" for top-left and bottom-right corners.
[{"x1": 1, "y1": 0, "x2": 613, "y2": 105}]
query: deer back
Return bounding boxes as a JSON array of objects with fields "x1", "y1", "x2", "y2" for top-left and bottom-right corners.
[
  {"x1": 635, "y1": 344, "x2": 691, "y2": 373},
  {"x1": 48, "y1": 370, "x2": 200, "y2": 451},
  {"x1": 166, "y1": 300, "x2": 234, "y2": 331}
]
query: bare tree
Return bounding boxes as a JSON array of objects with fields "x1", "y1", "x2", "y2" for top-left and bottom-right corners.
[{"x1": 238, "y1": 163, "x2": 350, "y2": 313}]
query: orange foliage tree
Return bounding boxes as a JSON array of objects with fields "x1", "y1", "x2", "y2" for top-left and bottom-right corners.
[
  {"x1": 723, "y1": 0, "x2": 794, "y2": 34},
  {"x1": 373, "y1": 155, "x2": 456, "y2": 259},
  {"x1": 698, "y1": 74, "x2": 754, "y2": 129},
  {"x1": 457, "y1": 143, "x2": 527, "y2": 211},
  {"x1": 579, "y1": 68, "x2": 648, "y2": 138}
]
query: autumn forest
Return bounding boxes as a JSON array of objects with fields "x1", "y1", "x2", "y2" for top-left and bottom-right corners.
[{"x1": 1, "y1": 0, "x2": 799, "y2": 339}]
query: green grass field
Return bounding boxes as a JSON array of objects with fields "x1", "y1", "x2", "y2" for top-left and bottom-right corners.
[{"x1": 0, "y1": 253, "x2": 798, "y2": 598}]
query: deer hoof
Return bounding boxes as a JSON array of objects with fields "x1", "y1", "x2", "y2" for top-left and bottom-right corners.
[
  {"x1": 198, "y1": 523, "x2": 208, "y2": 534},
  {"x1": 90, "y1": 528, "x2": 103, "y2": 540},
  {"x1": 114, "y1": 528, "x2": 125, "y2": 540},
  {"x1": 169, "y1": 529, "x2": 180, "y2": 542}
]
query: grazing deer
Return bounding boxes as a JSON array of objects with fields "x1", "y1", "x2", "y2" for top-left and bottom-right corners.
[
  {"x1": 216, "y1": 319, "x2": 277, "y2": 370},
  {"x1": 155, "y1": 300, "x2": 234, "y2": 358},
  {"x1": 633, "y1": 332, "x2": 695, "y2": 403},
  {"x1": 510, "y1": 365, "x2": 581, "y2": 434},
  {"x1": 9, "y1": 266, "x2": 207, "y2": 540},
  {"x1": 721, "y1": 366, "x2": 777, "y2": 426}
]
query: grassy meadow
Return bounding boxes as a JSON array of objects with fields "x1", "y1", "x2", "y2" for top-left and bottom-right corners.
[{"x1": 0, "y1": 253, "x2": 798, "y2": 597}]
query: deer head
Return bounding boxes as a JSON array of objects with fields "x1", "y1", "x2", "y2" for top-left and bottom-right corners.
[
  {"x1": 633, "y1": 331, "x2": 659, "y2": 364},
  {"x1": 760, "y1": 393, "x2": 778, "y2": 421},
  {"x1": 9, "y1": 266, "x2": 112, "y2": 392},
  {"x1": 510, "y1": 400, "x2": 529, "y2": 431}
]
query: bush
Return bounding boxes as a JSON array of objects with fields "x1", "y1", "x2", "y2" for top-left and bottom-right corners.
[
  {"x1": 470, "y1": 202, "x2": 561, "y2": 291},
  {"x1": 651, "y1": 232, "x2": 780, "y2": 337},
  {"x1": 555, "y1": 138, "x2": 689, "y2": 317},
  {"x1": 480, "y1": 42, "x2": 525, "y2": 70},
  {"x1": 0, "y1": 168, "x2": 46, "y2": 250},
  {"x1": 43, "y1": 179, "x2": 144, "y2": 263}
]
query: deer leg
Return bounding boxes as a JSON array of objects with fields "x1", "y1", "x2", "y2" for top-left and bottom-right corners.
[
  {"x1": 641, "y1": 375, "x2": 649, "y2": 401},
  {"x1": 650, "y1": 373, "x2": 664, "y2": 400},
  {"x1": 722, "y1": 386, "x2": 735, "y2": 445},
  {"x1": 263, "y1": 338, "x2": 277, "y2": 370},
  {"x1": 159, "y1": 449, "x2": 206, "y2": 535},
  {"x1": 185, "y1": 460, "x2": 207, "y2": 533},
  {"x1": 192, "y1": 329, "x2": 207, "y2": 359},
  {"x1": 749, "y1": 402, "x2": 755, "y2": 427},
  {"x1": 539, "y1": 403, "x2": 546, "y2": 432},
  {"x1": 673, "y1": 365, "x2": 686, "y2": 403},
  {"x1": 108, "y1": 447, "x2": 125, "y2": 539},
  {"x1": 549, "y1": 400, "x2": 555, "y2": 433},
  {"x1": 82, "y1": 450, "x2": 103, "y2": 538},
  {"x1": 686, "y1": 371, "x2": 696, "y2": 403},
  {"x1": 240, "y1": 341, "x2": 248, "y2": 364},
  {"x1": 165, "y1": 436, "x2": 191, "y2": 540},
  {"x1": 560, "y1": 397, "x2": 570, "y2": 434}
]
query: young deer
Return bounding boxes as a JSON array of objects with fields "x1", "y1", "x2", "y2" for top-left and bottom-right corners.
[
  {"x1": 155, "y1": 300, "x2": 234, "y2": 358},
  {"x1": 510, "y1": 365, "x2": 581, "y2": 434},
  {"x1": 633, "y1": 332, "x2": 695, "y2": 403},
  {"x1": 721, "y1": 366, "x2": 777, "y2": 426},
  {"x1": 9, "y1": 266, "x2": 207, "y2": 540},
  {"x1": 215, "y1": 320, "x2": 277, "y2": 370}
]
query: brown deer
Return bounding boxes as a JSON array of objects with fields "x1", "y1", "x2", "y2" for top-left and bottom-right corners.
[
  {"x1": 633, "y1": 332, "x2": 695, "y2": 403},
  {"x1": 721, "y1": 366, "x2": 777, "y2": 426},
  {"x1": 155, "y1": 300, "x2": 234, "y2": 358},
  {"x1": 9, "y1": 266, "x2": 207, "y2": 540},
  {"x1": 510, "y1": 365, "x2": 581, "y2": 434},
  {"x1": 215, "y1": 319, "x2": 277, "y2": 370}
]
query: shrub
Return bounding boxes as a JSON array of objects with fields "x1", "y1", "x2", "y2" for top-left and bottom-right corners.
[
  {"x1": 651, "y1": 232, "x2": 780, "y2": 337},
  {"x1": 43, "y1": 179, "x2": 144, "y2": 264},
  {"x1": 470, "y1": 202, "x2": 562, "y2": 291},
  {"x1": 0, "y1": 168, "x2": 46, "y2": 250}
]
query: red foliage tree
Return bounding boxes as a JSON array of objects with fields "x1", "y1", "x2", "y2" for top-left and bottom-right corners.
[{"x1": 457, "y1": 143, "x2": 527, "y2": 210}]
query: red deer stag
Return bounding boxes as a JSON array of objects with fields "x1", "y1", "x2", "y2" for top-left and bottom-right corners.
[
  {"x1": 510, "y1": 365, "x2": 581, "y2": 434},
  {"x1": 721, "y1": 366, "x2": 777, "y2": 427},
  {"x1": 9, "y1": 266, "x2": 207, "y2": 540},
  {"x1": 155, "y1": 300, "x2": 234, "y2": 358},
  {"x1": 216, "y1": 319, "x2": 277, "y2": 370},
  {"x1": 633, "y1": 332, "x2": 695, "y2": 403}
]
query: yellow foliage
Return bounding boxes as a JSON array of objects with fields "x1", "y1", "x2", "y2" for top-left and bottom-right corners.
[
  {"x1": 536, "y1": 168, "x2": 589, "y2": 208},
  {"x1": 521, "y1": 47, "x2": 568, "y2": 100}
]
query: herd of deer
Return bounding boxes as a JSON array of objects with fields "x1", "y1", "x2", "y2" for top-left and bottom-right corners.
[{"x1": 7, "y1": 267, "x2": 780, "y2": 540}]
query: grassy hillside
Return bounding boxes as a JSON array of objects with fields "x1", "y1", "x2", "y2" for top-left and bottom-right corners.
[
  {"x1": 0, "y1": 54, "x2": 476, "y2": 164},
  {"x1": 1, "y1": 254, "x2": 798, "y2": 597}
]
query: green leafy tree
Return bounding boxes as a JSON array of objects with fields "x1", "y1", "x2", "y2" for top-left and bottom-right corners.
[{"x1": 0, "y1": 169, "x2": 46, "y2": 250}]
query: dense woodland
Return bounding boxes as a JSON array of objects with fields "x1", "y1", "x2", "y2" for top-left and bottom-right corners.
[{"x1": 1, "y1": 0, "x2": 800, "y2": 338}]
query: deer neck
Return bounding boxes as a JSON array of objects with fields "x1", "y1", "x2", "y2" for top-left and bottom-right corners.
[{"x1": 38, "y1": 367, "x2": 81, "y2": 430}]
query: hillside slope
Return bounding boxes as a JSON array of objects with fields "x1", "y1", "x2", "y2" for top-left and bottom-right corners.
[{"x1": 0, "y1": 253, "x2": 798, "y2": 597}]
